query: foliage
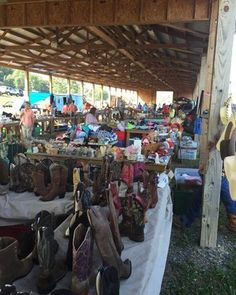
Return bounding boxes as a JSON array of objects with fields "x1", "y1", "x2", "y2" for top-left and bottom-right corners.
[
  {"x1": 52, "y1": 77, "x2": 67, "y2": 94},
  {"x1": 0, "y1": 67, "x2": 13, "y2": 83},
  {"x1": 5, "y1": 70, "x2": 25, "y2": 89},
  {"x1": 29, "y1": 74, "x2": 49, "y2": 92}
]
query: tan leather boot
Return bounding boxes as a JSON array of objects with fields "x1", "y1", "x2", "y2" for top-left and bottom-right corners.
[
  {"x1": 227, "y1": 214, "x2": 236, "y2": 232},
  {"x1": 32, "y1": 170, "x2": 50, "y2": 197},
  {"x1": 58, "y1": 164, "x2": 68, "y2": 198},
  {"x1": 87, "y1": 206, "x2": 132, "y2": 280},
  {"x1": 0, "y1": 237, "x2": 33, "y2": 288},
  {"x1": 40, "y1": 164, "x2": 61, "y2": 201}
]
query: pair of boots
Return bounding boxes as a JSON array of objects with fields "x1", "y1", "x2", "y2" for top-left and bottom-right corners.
[
  {"x1": 68, "y1": 190, "x2": 131, "y2": 295},
  {"x1": 32, "y1": 163, "x2": 68, "y2": 201}
]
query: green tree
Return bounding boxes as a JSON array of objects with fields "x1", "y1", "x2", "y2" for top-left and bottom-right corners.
[
  {"x1": 5, "y1": 70, "x2": 24, "y2": 89},
  {"x1": 0, "y1": 67, "x2": 13, "y2": 82},
  {"x1": 29, "y1": 74, "x2": 49, "y2": 92},
  {"x1": 52, "y1": 77, "x2": 67, "y2": 94}
]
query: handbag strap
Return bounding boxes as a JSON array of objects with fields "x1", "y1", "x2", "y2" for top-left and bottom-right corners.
[
  {"x1": 224, "y1": 121, "x2": 234, "y2": 140},
  {"x1": 229, "y1": 128, "x2": 236, "y2": 156}
]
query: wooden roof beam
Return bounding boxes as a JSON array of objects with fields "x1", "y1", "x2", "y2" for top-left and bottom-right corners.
[
  {"x1": 0, "y1": 0, "x2": 210, "y2": 29},
  {"x1": 88, "y1": 26, "x2": 182, "y2": 90}
]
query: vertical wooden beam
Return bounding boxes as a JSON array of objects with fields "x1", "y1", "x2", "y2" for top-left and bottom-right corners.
[
  {"x1": 24, "y1": 70, "x2": 30, "y2": 102},
  {"x1": 67, "y1": 78, "x2": 71, "y2": 95},
  {"x1": 200, "y1": 0, "x2": 236, "y2": 248},
  {"x1": 49, "y1": 74, "x2": 53, "y2": 94},
  {"x1": 81, "y1": 81, "x2": 84, "y2": 96},
  {"x1": 108, "y1": 86, "x2": 111, "y2": 106},
  {"x1": 92, "y1": 83, "x2": 95, "y2": 105},
  {"x1": 101, "y1": 84, "x2": 104, "y2": 108}
]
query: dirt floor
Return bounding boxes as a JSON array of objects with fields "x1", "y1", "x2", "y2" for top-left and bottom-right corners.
[{"x1": 161, "y1": 204, "x2": 236, "y2": 295}]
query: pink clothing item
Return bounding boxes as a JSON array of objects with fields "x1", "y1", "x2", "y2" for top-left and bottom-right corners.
[
  {"x1": 85, "y1": 113, "x2": 98, "y2": 124},
  {"x1": 21, "y1": 109, "x2": 34, "y2": 127},
  {"x1": 68, "y1": 104, "x2": 77, "y2": 113},
  {"x1": 62, "y1": 105, "x2": 69, "y2": 113}
]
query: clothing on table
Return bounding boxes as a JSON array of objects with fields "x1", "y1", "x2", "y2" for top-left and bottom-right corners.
[
  {"x1": 20, "y1": 109, "x2": 34, "y2": 127},
  {"x1": 85, "y1": 113, "x2": 98, "y2": 124}
]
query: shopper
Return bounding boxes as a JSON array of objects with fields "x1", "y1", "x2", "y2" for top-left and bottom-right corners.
[
  {"x1": 68, "y1": 100, "x2": 78, "y2": 114},
  {"x1": 20, "y1": 101, "x2": 34, "y2": 143},
  {"x1": 85, "y1": 107, "x2": 98, "y2": 124},
  {"x1": 62, "y1": 102, "x2": 69, "y2": 114}
]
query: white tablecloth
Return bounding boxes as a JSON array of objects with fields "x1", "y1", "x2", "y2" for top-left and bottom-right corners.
[
  {"x1": 0, "y1": 190, "x2": 73, "y2": 221},
  {"x1": 13, "y1": 184, "x2": 172, "y2": 295}
]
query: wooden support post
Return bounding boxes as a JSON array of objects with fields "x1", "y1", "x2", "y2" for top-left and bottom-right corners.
[
  {"x1": 108, "y1": 86, "x2": 111, "y2": 106},
  {"x1": 49, "y1": 74, "x2": 53, "y2": 94},
  {"x1": 200, "y1": 0, "x2": 236, "y2": 248},
  {"x1": 67, "y1": 78, "x2": 71, "y2": 95},
  {"x1": 82, "y1": 81, "x2": 84, "y2": 96},
  {"x1": 24, "y1": 70, "x2": 30, "y2": 102},
  {"x1": 92, "y1": 83, "x2": 95, "y2": 106},
  {"x1": 101, "y1": 84, "x2": 104, "y2": 108}
]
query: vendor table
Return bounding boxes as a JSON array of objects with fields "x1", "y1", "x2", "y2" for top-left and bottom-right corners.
[
  {"x1": 26, "y1": 152, "x2": 169, "y2": 173},
  {"x1": 125, "y1": 128, "x2": 154, "y2": 146},
  {"x1": 12, "y1": 183, "x2": 172, "y2": 295}
]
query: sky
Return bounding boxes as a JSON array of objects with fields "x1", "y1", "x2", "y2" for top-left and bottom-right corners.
[{"x1": 229, "y1": 34, "x2": 236, "y2": 102}]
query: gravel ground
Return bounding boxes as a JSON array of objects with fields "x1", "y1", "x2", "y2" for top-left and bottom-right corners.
[{"x1": 161, "y1": 205, "x2": 236, "y2": 295}]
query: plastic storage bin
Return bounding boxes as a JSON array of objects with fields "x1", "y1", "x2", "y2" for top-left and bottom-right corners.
[{"x1": 174, "y1": 168, "x2": 202, "y2": 185}]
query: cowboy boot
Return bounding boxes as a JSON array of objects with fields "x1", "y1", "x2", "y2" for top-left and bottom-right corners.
[
  {"x1": 58, "y1": 165, "x2": 68, "y2": 198},
  {"x1": 36, "y1": 227, "x2": 66, "y2": 294},
  {"x1": 119, "y1": 193, "x2": 145, "y2": 242},
  {"x1": 66, "y1": 212, "x2": 90, "y2": 271},
  {"x1": 87, "y1": 206, "x2": 132, "y2": 280},
  {"x1": 110, "y1": 182, "x2": 122, "y2": 216},
  {"x1": 32, "y1": 170, "x2": 50, "y2": 197},
  {"x1": 0, "y1": 237, "x2": 33, "y2": 288},
  {"x1": 32, "y1": 211, "x2": 58, "y2": 264},
  {"x1": 0, "y1": 158, "x2": 9, "y2": 185},
  {"x1": 71, "y1": 224, "x2": 94, "y2": 295},
  {"x1": 106, "y1": 189, "x2": 124, "y2": 255},
  {"x1": 227, "y1": 214, "x2": 236, "y2": 232},
  {"x1": 148, "y1": 174, "x2": 158, "y2": 209},
  {"x1": 40, "y1": 164, "x2": 61, "y2": 201}
]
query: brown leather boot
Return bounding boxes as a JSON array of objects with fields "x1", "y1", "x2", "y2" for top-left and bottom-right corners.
[
  {"x1": 32, "y1": 169, "x2": 50, "y2": 197},
  {"x1": 148, "y1": 173, "x2": 158, "y2": 209},
  {"x1": 40, "y1": 164, "x2": 61, "y2": 201},
  {"x1": 0, "y1": 158, "x2": 9, "y2": 185},
  {"x1": 0, "y1": 237, "x2": 33, "y2": 288},
  {"x1": 106, "y1": 189, "x2": 124, "y2": 255},
  {"x1": 227, "y1": 214, "x2": 236, "y2": 232},
  {"x1": 58, "y1": 164, "x2": 68, "y2": 198},
  {"x1": 119, "y1": 192, "x2": 145, "y2": 242},
  {"x1": 87, "y1": 206, "x2": 132, "y2": 280},
  {"x1": 71, "y1": 224, "x2": 94, "y2": 295}
]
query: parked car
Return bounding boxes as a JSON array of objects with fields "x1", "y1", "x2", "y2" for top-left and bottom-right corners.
[{"x1": 0, "y1": 85, "x2": 24, "y2": 96}]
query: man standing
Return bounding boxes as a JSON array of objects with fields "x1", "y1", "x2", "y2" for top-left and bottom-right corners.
[{"x1": 20, "y1": 101, "x2": 34, "y2": 144}]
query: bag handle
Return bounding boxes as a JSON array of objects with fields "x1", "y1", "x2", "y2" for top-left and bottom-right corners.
[
  {"x1": 229, "y1": 128, "x2": 236, "y2": 156},
  {"x1": 224, "y1": 121, "x2": 234, "y2": 140}
]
